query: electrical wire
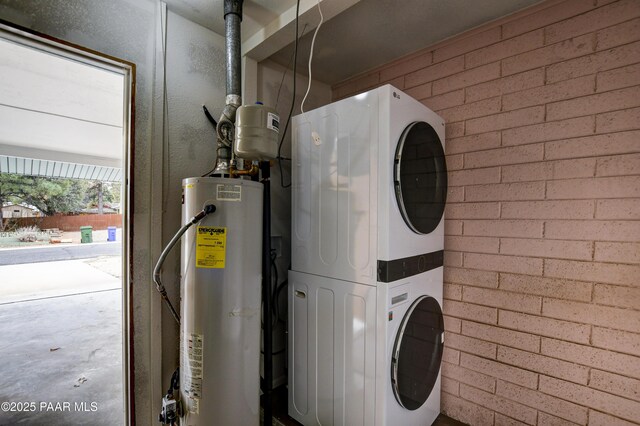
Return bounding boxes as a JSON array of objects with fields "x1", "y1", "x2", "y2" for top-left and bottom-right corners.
[
  {"x1": 276, "y1": 0, "x2": 301, "y2": 189},
  {"x1": 300, "y1": 0, "x2": 324, "y2": 114},
  {"x1": 275, "y1": 24, "x2": 308, "y2": 110}
]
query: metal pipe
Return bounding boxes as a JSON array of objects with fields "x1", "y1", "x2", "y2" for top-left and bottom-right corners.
[
  {"x1": 260, "y1": 160, "x2": 273, "y2": 426},
  {"x1": 224, "y1": 0, "x2": 243, "y2": 105}
]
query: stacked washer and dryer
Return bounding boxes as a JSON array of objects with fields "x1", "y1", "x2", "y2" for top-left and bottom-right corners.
[{"x1": 289, "y1": 84, "x2": 448, "y2": 425}]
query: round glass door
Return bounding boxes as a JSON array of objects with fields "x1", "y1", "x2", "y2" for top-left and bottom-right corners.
[
  {"x1": 391, "y1": 295, "x2": 444, "y2": 410},
  {"x1": 394, "y1": 121, "x2": 447, "y2": 234}
]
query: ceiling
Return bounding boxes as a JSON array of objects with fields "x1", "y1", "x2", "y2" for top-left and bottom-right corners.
[{"x1": 164, "y1": 0, "x2": 543, "y2": 86}]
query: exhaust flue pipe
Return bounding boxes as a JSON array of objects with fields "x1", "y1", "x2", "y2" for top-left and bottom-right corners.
[{"x1": 214, "y1": 0, "x2": 244, "y2": 175}]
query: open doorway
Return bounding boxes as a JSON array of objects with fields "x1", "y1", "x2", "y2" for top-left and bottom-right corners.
[{"x1": 0, "y1": 22, "x2": 133, "y2": 425}]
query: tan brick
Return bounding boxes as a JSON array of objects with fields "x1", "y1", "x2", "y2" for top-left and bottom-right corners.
[
  {"x1": 495, "y1": 413, "x2": 528, "y2": 426},
  {"x1": 538, "y1": 412, "x2": 581, "y2": 426},
  {"x1": 595, "y1": 199, "x2": 640, "y2": 220},
  {"x1": 501, "y1": 200, "x2": 595, "y2": 219},
  {"x1": 466, "y1": 107, "x2": 545, "y2": 135},
  {"x1": 445, "y1": 251, "x2": 463, "y2": 267},
  {"x1": 379, "y1": 50, "x2": 432, "y2": 82},
  {"x1": 444, "y1": 314, "x2": 462, "y2": 333},
  {"x1": 464, "y1": 219, "x2": 543, "y2": 238},
  {"x1": 542, "y1": 338, "x2": 640, "y2": 380},
  {"x1": 497, "y1": 380, "x2": 589, "y2": 424},
  {"x1": 498, "y1": 346, "x2": 589, "y2": 385},
  {"x1": 595, "y1": 242, "x2": 640, "y2": 264},
  {"x1": 543, "y1": 298, "x2": 640, "y2": 334},
  {"x1": 447, "y1": 132, "x2": 501, "y2": 155},
  {"x1": 447, "y1": 186, "x2": 464, "y2": 202},
  {"x1": 443, "y1": 346, "x2": 461, "y2": 365},
  {"x1": 500, "y1": 273, "x2": 593, "y2": 303},
  {"x1": 446, "y1": 154, "x2": 464, "y2": 172},
  {"x1": 446, "y1": 121, "x2": 465, "y2": 138},
  {"x1": 590, "y1": 369, "x2": 640, "y2": 402},
  {"x1": 442, "y1": 363, "x2": 496, "y2": 393},
  {"x1": 594, "y1": 284, "x2": 640, "y2": 311},
  {"x1": 438, "y1": 97, "x2": 502, "y2": 123},
  {"x1": 469, "y1": 144, "x2": 545, "y2": 169},
  {"x1": 434, "y1": 27, "x2": 502, "y2": 63},
  {"x1": 448, "y1": 168, "x2": 501, "y2": 187},
  {"x1": 502, "y1": 0, "x2": 597, "y2": 39},
  {"x1": 547, "y1": 176, "x2": 640, "y2": 200},
  {"x1": 446, "y1": 235, "x2": 500, "y2": 253},
  {"x1": 500, "y1": 238, "x2": 593, "y2": 261},
  {"x1": 597, "y1": 106, "x2": 640, "y2": 134},
  {"x1": 545, "y1": 220, "x2": 640, "y2": 242},
  {"x1": 380, "y1": 75, "x2": 405, "y2": 90},
  {"x1": 460, "y1": 383, "x2": 537, "y2": 424},
  {"x1": 540, "y1": 375, "x2": 640, "y2": 423},
  {"x1": 552, "y1": 158, "x2": 599, "y2": 180},
  {"x1": 544, "y1": 258, "x2": 640, "y2": 286},
  {"x1": 444, "y1": 267, "x2": 499, "y2": 288},
  {"x1": 444, "y1": 300, "x2": 498, "y2": 324},
  {"x1": 502, "y1": 116, "x2": 595, "y2": 146},
  {"x1": 463, "y1": 285, "x2": 542, "y2": 313},
  {"x1": 503, "y1": 34, "x2": 594, "y2": 76},
  {"x1": 589, "y1": 410, "x2": 639, "y2": 426},
  {"x1": 499, "y1": 310, "x2": 591, "y2": 344},
  {"x1": 334, "y1": 72, "x2": 379, "y2": 99},
  {"x1": 433, "y1": 62, "x2": 501, "y2": 95},
  {"x1": 466, "y1": 182, "x2": 546, "y2": 202},
  {"x1": 463, "y1": 321, "x2": 539, "y2": 353},
  {"x1": 445, "y1": 331, "x2": 497, "y2": 359},
  {"x1": 596, "y1": 153, "x2": 640, "y2": 177},
  {"x1": 597, "y1": 63, "x2": 640, "y2": 92},
  {"x1": 547, "y1": 40, "x2": 640, "y2": 84},
  {"x1": 405, "y1": 56, "x2": 465, "y2": 88},
  {"x1": 441, "y1": 392, "x2": 495, "y2": 426},
  {"x1": 444, "y1": 283, "x2": 463, "y2": 301},
  {"x1": 545, "y1": 0, "x2": 640, "y2": 45},
  {"x1": 424, "y1": 89, "x2": 465, "y2": 110},
  {"x1": 467, "y1": 30, "x2": 545, "y2": 70},
  {"x1": 547, "y1": 86, "x2": 640, "y2": 121},
  {"x1": 445, "y1": 219, "x2": 463, "y2": 235},
  {"x1": 441, "y1": 376, "x2": 460, "y2": 396},
  {"x1": 502, "y1": 162, "x2": 553, "y2": 183},
  {"x1": 466, "y1": 68, "x2": 544, "y2": 103},
  {"x1": 405, "y1": 82, "x2": 432, "y2": 100},
  {"x1": 504, "y1": 75, "x2": 595, "y2": 111}
]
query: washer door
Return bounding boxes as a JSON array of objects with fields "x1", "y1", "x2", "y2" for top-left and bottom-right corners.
[
  {"x1": 391, "y1": 295, "x2": 444, "y2": 411},
  {"x1": 394, "y1": 121, "x2": 447, "y2": 235}
]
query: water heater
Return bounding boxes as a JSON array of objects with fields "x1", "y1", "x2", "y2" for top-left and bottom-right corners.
[{"x1": 179, "y1": 177, "x2": 263, "y2": 425}]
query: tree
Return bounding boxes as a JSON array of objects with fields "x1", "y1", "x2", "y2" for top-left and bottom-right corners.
[
  {"x1": 85, "y1": 181, "x2": 116, "y2": 214},
  {"x1": 0, "y1": 174, "x2": 88, "y2": 230}
]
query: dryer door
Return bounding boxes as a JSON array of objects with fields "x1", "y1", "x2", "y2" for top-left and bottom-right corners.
[
  {"x1": 391, "y1": 295, "x2": 444, "y2": 410},
  {"x1": 394, "y1": 121, "x2": 447, "y2": 235}
]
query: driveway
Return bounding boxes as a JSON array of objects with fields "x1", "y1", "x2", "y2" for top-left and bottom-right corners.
[{"x1": 0, "y1": 248, "x2": 124, "y2": 425}]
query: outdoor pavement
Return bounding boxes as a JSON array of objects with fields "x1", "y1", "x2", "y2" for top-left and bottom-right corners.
[{"x1": 0, "y1": 248, "x2": 124, "y2": 425}]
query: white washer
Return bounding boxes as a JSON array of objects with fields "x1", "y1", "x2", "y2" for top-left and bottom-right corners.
[{"x1": 289, "y1": 85, "x2": 447, "y2": 426}]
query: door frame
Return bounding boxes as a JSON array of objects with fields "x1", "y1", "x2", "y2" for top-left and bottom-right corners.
[{"x1": 0, "y1": 19, "x2": 136, "y2": 425}]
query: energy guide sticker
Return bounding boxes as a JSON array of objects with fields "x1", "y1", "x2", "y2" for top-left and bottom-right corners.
[{"x1": 196, "y1": 226, "x2": 226, "y2": 268}]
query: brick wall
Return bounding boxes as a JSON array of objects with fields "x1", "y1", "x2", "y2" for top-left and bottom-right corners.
[
  {"x1": 334, "y1": 0, "x2": 640, "y2": 424},
  {"x1": 3, "y1": 214, "x2": 123, "y2": 232}
]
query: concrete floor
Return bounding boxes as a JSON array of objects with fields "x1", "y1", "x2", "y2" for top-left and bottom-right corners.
[{"x1": 0, "y1": 257, "x2": 124, "y2": 425}]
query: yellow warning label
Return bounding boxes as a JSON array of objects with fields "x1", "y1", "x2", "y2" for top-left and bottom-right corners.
[{"x1": 196, "y1": 226, "x2": 226, "y2": 268}]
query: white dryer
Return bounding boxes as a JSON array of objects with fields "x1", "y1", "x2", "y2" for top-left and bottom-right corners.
[{"x1": 289, "y1": 85, "x2": 447, "y2": 426}]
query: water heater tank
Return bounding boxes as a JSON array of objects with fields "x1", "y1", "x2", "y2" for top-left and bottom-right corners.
[
  {"x1": 234, "y1": 103, "x2": 279, "y2": 160},
  {"x1": 179, "y1": 176, "x2": 263, "y2": 425}
]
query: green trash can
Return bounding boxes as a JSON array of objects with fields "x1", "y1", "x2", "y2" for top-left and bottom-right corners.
[{"x1": 80, "y1": 226, "x2": 93, "y2": 243}]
